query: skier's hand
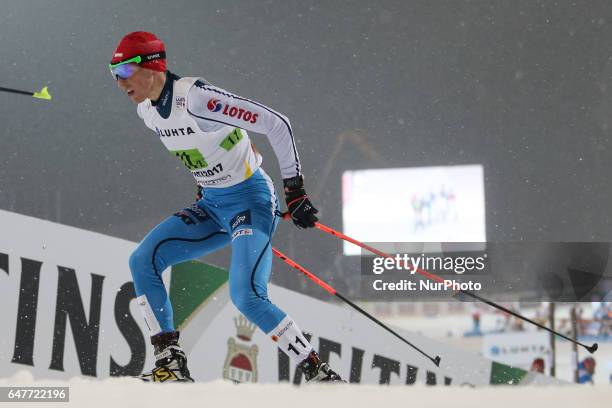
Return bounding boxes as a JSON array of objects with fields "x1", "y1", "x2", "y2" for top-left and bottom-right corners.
[
  {"x1": 196, "y1": 185, "x2": 203, "y2": 201},
  {"x1": 283, "y1": 175, "x2": 318, "y2": 228}
]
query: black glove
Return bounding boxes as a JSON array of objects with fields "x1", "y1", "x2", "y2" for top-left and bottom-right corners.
[
  {"x1": 283, "y1": 175, "x2": 318, "y2": 228},
  {"x1": 196, "y1": 185, "x2": 203, "y2": 201}
]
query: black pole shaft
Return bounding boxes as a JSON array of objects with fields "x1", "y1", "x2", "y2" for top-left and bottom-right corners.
[
  {"x1": 0, "y1": 86, "x2": 34, "y2": 96},
  {"x1": 463, "y1": 290, "x2": 596, "y2": 353},
  {"x1": 334, "y1": 292, "x2": 441, "y2": 366},
  {"x1": 272, "y1": 247, "x2": 441, "y2": 367},
  {"x1": 308, "y1": 219, "x2": 599, "y2": 355}
]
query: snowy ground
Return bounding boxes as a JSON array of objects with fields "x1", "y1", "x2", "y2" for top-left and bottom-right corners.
[{"x1": 1, "y1": 371, "x2": 610, "y2": 408}]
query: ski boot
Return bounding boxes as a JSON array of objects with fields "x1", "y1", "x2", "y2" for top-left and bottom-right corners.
[
  {"x1": 137, "y1": 331, "x2": 194, "y2": 382},
  {"x1": 299, "y1": 350, "x2": 344, "y2": 383}
]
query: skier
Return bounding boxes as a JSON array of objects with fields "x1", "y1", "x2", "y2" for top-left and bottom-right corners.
[
  {"x1": 109, "y1": 31, "x2": 342, "y2": 383},
  {"x1": 578, "y1": 357, "x2": 596, "y2": 384}
]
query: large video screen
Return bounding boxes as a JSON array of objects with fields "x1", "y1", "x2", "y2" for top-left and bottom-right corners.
[{"x1": 342, "y1": 165, "x2": 486, "y2": 255}]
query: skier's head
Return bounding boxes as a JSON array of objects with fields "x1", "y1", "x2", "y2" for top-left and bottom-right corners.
[
  {"x1": 530, "y1": 358, "x2": 545, "y2": 373},
  {"x1": 583, "y1": 357, "x2": 596, "y2": 373},
  {"x1": 109, "y1": 31, "x2": 167, "y2": 103}
]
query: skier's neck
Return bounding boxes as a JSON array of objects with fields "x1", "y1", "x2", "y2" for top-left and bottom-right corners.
[{"x1": 148, "y1": 71, "x2": 167, "y2": 103}]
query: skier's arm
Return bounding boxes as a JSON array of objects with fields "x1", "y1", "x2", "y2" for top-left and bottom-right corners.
[
  {"x1": 186, "y1": 81, "x2": 301, "y2": 179},
  {"x1": 186, "y1": 81, "x2": 318, "y2": 228}
]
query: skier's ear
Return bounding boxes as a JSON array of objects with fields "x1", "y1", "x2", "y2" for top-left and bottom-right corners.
[{"x1": 142, "y1": 67, "x2": 155, "y2": 79}]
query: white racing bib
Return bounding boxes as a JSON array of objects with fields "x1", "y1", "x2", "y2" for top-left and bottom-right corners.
[{"x1": 137, "y1": 76, "x2": 262, "y2": 188}]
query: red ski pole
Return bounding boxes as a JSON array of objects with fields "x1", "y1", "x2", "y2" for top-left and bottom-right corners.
[
  {"x1": 272, "y1": 247, "x2": 441, "y2": 366},
  {"x1": 280, "y1": 213, "x2": 598, "y2": 354}
]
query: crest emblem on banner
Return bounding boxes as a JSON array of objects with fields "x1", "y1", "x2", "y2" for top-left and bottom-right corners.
[{"x1": 223, "y1": 315, "x2": 258, "y2": 383}]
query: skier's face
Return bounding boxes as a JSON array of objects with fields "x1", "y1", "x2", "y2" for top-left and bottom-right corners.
[{"x1": 115, "y1": 65, "x2": 155, "y2": 104}]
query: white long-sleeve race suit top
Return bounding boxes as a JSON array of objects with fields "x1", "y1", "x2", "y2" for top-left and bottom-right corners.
[{"x1": 137, "y1": 71, "x2": 301, "y2": 188}]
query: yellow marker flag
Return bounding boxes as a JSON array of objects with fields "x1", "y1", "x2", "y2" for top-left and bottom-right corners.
[{"x1": 32, "y1": 86, "x2": 52, "y2": 100}]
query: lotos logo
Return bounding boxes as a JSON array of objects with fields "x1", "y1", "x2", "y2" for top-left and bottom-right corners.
[
  {"x1": 207, "y1": 98, "x2": 223, "y2": 112},
  {"x1": 206, "y1": 99, "x2": 259, "y2": 124}
]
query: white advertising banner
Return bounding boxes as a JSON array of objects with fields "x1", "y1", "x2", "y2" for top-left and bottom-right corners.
[
  {"x1": 0, "y1": 209, "x2": 562, "y2": 386},
  {"x1": 180, "y1": 284, "x2": 564, "y2": 386},
  {"x1": 482, "y1": 331, "x2": 552, "y2": 370},
  {"x1": 0, "y1": 209, "x2": 156, "y2": 380}
]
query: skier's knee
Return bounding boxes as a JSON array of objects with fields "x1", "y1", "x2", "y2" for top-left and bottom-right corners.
[
  {"x1": 230, "y1": 288, "x2": 263, "y2": 320},
  {"x1": 229, "y1": 288, "x2": 249, "y2": 312},
  {"x1": 129, "y1": 246, "x2": 153, "y2": 281}
]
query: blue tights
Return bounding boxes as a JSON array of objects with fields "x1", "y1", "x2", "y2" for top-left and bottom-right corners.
[{"x1": 129, "y1": 169, "x2": 286, "y2": 334}]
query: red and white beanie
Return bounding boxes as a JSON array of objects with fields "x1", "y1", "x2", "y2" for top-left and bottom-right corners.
[{"x1": 111, "y1": 31, "x2": 166, "y2": 72}]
